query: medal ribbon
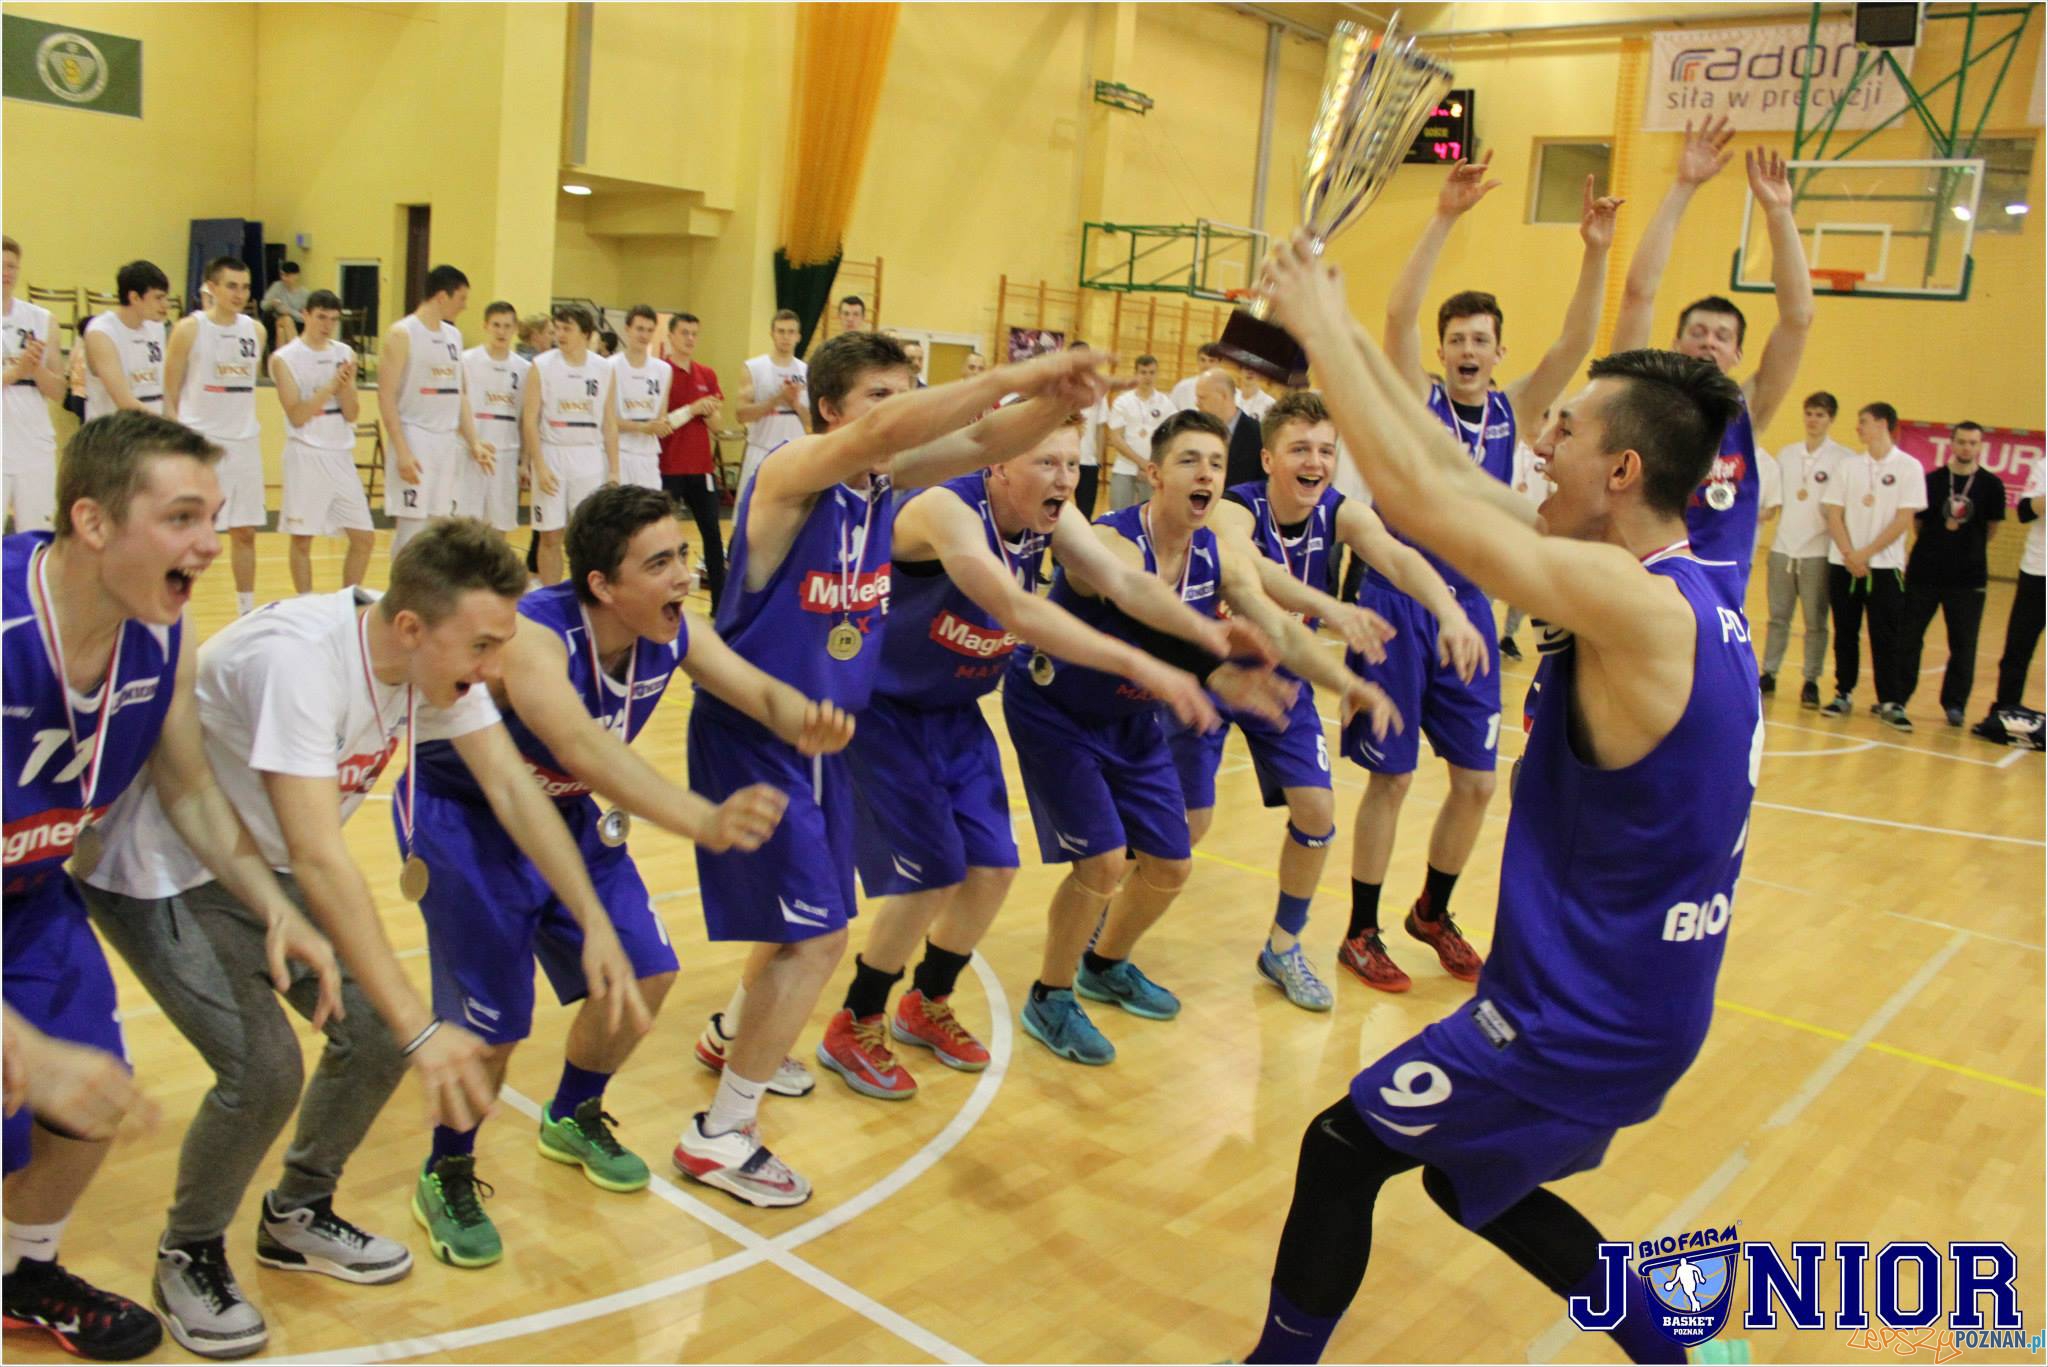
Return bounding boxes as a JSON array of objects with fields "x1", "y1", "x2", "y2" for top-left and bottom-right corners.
[
  {"x1": 579, "y1": 606, "x2": 637, "y2": 740},
  {"x1": 836, "y1": 480, "x2": 883, "y2": 629},
  {"x1": 978, "y1": 473, "x2": 1040, "y2": 584},
  {"x1": 1141, "y1": 504, "x2": 1196, "y2": 602},
  {"x1": 32, "y1": 545, "x2": 123, "y2": 827},
  {"x1": 359, "y1": 608, "x2": 419, "y2": 857},
  {"x1": 1264, "y1": 497, "x2": 1313, "y2": 587}
]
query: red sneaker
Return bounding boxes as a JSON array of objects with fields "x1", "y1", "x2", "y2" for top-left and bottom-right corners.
[
  {"x1": 891, "y1": 990, "x2": 990, "y2": 1072},
  {"x1": 815, "y1": 1009, "x2": 917, "y2": 1101},
  {"x1": 1337, "y1": 932, "x2": 1411, "y2": 993},
  {"x1": 1404, "y1": 903, "x2": 1483, "y2": 982}
]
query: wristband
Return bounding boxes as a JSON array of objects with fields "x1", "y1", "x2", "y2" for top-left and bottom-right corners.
[{"x1": 402, "y1": 1018, "x2": 443, "y2": 1057}]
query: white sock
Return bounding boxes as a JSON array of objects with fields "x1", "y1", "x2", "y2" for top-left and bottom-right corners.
[
  {"x1": 4, "y1": 1218, "x2": 67, "y2": 1274},
  {"x1": 704, "y1": 1070, "x2": 766, "y2": 1137},
  {"x1": 390, "y1": 517, "x2": 424, "y2": 558},
  {"x1": 235, "y1": 590, "x2": 254, "y2": 615},
  {"x1": 720, "y1": 982, "x2": 748, "y2": 1040}
]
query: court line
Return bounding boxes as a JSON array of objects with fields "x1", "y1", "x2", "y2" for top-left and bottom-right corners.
[
  {"x1": 1882, "y1": 909, "x2": 2045, "y2": 954},
  {"x1": 1761, "y1": 719, "x2": 2012, "y2": 768},
  {"x1": 275, "y1": 956, "x2": 1013, "y2": 1365},
  {"x1": 1997, "y1": 747, "x2": 2032, "y2": 768},
  {"x1": 1761, "y1": 741, "x2": 1877, "y2": 758},
  {"x1": 1752, "y1": 800, "x2": 2043, "y2": 847}
]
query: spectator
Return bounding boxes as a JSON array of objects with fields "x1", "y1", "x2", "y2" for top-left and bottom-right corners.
[
  {"x1": 260, "y1": 261, "x2": 308, "y2": 347},
  {"x1": 1976, "y1": 459, "x2": 2045, "y2": 741},
  {"x1": 1194, "y1": 367, "x2": 1262, "y2": 490},
  {"x1": 659, "y1": 311, "x2": 728, "y2": 610},
  {"x1": 1900, "y1": 421, "x2": 2006, "y2": 726},
  {"x1": 837, "y1": 294, "x2": 869, "y2": 333},
  {"x1": 1105, "y1": 353, "x2": 1174, "y2": 509},
  {"x1": 1171, "y1": 342, "x2": 1227, "y2": 411},
  {"x1": 962, "y1": 351, "x2": 987, "y2": 378},
  {"x1": 1820, "y1": 402, "x2": 1927, "y2": 730},
  {"x1": 1067, "y1": 340, "x2": 1105, "y2": 517},
  {"x1": 518, "y1": 313, "x2": 552, "y2": 359},
  {"x1": 1758, "y1": 391, "x2": 1854, "y2": 706},
  {"x1": 901, "y1": 337, "x2": 927, "y2": 387},
  {"x1": 594, "y1": 328, "x2": 619, "y2": 358}
]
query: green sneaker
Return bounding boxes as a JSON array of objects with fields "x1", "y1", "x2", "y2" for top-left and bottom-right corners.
[
  {"x1": 537, "y1": 1098, "x2": 650, "y2": 1192},
  {"x1": 411, "y1": 1156, "x2": 502, "y2": 1268}
]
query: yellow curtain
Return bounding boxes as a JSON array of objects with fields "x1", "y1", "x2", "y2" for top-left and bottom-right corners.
[{"x1": 780, "y1": 3, "x2": 901, "y2": 268}]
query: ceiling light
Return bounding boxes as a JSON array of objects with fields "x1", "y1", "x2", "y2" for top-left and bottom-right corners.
[
  {"x1": 1951, "y1": 203, "x2": 1972, "y2": 221},
  {"x1": 562, "y1": 183, "x2": 592, "y2": 196},
  {"x1": 2006, "y1": 202, "x2": 2030, "y2": 216}
]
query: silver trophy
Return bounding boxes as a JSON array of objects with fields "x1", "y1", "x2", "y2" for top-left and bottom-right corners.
[{"x1": 1220, "y1": 12, "x2": 1454, "y2": 386}]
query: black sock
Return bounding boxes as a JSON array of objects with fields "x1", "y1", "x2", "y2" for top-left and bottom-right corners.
[
  {"x1": 911, "y1": 942, "x2": 972, "y2": 1001},
  {"x1": 841, "y1": 955, "x2": 903, "y2": 1020},
  {"x1": 1348, "y1": 879, "x2": 1383, "y2": 939},
  {"x1": 1029, "y1": 980, "x2": 1057, "y2": 1003},
  {"x1": 1081, "y1": 949, "x2": 1122, "y2": 977},
  {"x1": 526, "y1": 529, "x2": 540, "y2": 573},
  {"x1": 1417, "y1": 865, "x2": 1459, "y2": 923}
]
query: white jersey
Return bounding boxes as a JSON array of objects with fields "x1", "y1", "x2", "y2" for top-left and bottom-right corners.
[
  {"x1": 177, "y1": 313, "x2": 263, "y2": 439},
  {"x1": 743, "y1": 353, "x2": 807, "y2": 454},
  {"x1": 3, "y1": 299, "x2": 55, "y2": 452},
  {"x1": 611, "y1": 352, "x2": 672, "y2": 461},
  {"x1": 462, "y1": 346, "x2": 528, "y2": 449},
  {"x1": 273, "y1": 338, "x2": 356, "y2": 449},
  {"x1": 535, "y1": 349, "x2": 609, "y2": 449},
  {"x1": 2022, "y1": 462, "x2": 2045, "y2": 578},
  {"x1": 395, "y1": 314, "x2": 465, "y2": 433},
  {"x1": 86, "y1": 588, "x2": 499, "y2": 900},
  {"x1": 83, "y1": 313, "x2": 166, "y2": 419}
]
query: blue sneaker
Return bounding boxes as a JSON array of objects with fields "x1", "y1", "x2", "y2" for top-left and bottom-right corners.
[
  {"x1": 1257, "y1": 943, "x2": 1334, "y2": 1011},
  {"x1": 1074, "y1": 959, "x2": 1180, "y2": 1020},
  {"x1": 1020, "y1": 989, "x2": 1115, "y2": 1065}
]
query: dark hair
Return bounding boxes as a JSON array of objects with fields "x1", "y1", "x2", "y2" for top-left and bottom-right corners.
[
  {"x1": 304, "y1": 289, "x2": 343, "y2": 314},
  {"x1": 1803, "y1": 390, "x2": 1838, "y2": 417},
  {"x1": 423, "y1": 264, "x2": 470, "y2": 299},
  {"x1": 56, "y1": 412, "x2": 221, "y2": 539},
  {"x1": 551, "y1": 302, "x2": 596, "y2": 336},
  {"x1": 280, "y1": 261, "x2": 301, "y2": 276},
  {"x1": 382, "y1": 518, "x2": 527, "y2": 625},
  {"x1": 1437, "y1": 289, "x2": 1504, "y2": 343},
  {"x1": 1676, "y1": 295, "x2": 1747, "y2": 348},
  {"x1": 1150, "y1": 408, "x2": 1229, "y2": 462},
  {"x1": 772, "y1": 309, "x2": 801, "y2": 326},
  {"x1": 1134, "y1": 353, "x2": 1159, "y2": 369},
  {"x1": 1859, "y1": 401, "x2": 1899, "y2": 433},
  {"x1": 483, "y1": 299, "x2": 518, "y2": 322},
  {"x1": 1261, "y1": 389, "x2": 1332, "y2": 448},
  {"x1": 116, "y1": 260, "x2": 170, "y2": 307},
  {"x1": 597, "y1": 330, "x2": 620, "y2": 355},
  {"x1": 807, "y1": 330, "x2": 911, "y2": 427},
  {"x1": 204, "y1": 256, "x2": 249, "y2": 285},
  {"x1": 625, "y1": 304, "x2": 658, "y2": 328},
  {"x1": 567, "y1": 485, "x2": 681, "y2": 604},
  {"x1": 1585, "y1": 349, "x2": 1744, "y2": 518},
  {"x1": 1, "y1": 236, "x2": 18, "y2": 257},
  {"x1": 838, "y1": 295, "x2": 866, "y2": 311},
  {"x1": 670, "y1": 312, "x2": 699, "y2": 328},
  {"x1": 1952, "y1": 420, "x2": 1986, "y2": 437}
]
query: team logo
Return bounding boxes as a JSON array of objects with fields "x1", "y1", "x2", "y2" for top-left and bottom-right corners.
[
  {"x1": 1641, "y1": 1238, "x2": 1740, "y2": 1347},
  {"x1": 36, "y1": 31, "x2": 108, "y2": 104},
  {"x1": 1813, "y1": 469, "x2": 1829, "y2": 483}
]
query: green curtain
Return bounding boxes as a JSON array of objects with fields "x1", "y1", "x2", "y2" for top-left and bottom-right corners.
[{"x1": 775, "y1": 249, "x2": 841, "y2": 360}]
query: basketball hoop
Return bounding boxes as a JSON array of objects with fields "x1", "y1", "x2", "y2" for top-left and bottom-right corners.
[
  {"x1": 1809, "y1": 267, "x2": 1866, "y2": 293},
  {"x1": 1223, "y1": 287, "x2": 1253, "y2": 302}
]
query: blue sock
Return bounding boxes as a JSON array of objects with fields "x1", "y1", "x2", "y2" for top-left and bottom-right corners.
[
  {"x1": 427, "y1": 1124, "x2": 475, "y2": 1172},
  {"x1": 551, "y1": 1060, "x2": 611, "y2": 1120},
  {"x1": 1273, "y1": 892, "x2": 1312, "y2": 938},
  {"x1": 1565, "y1": 1265, "x2": 1685, "y2": 1364},
  {"x1": 1245, "y1": 1286, "x2": 1341, "y2": 1364}
]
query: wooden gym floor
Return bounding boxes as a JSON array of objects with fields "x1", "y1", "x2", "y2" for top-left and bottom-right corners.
[{"x1": 11, "y1": 527, "x2": 2043, "y2": 1365}]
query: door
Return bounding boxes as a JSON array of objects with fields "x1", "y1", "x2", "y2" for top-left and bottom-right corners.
[{"x1": 403, "y1": 205, "x2": 430, "y2": 313}]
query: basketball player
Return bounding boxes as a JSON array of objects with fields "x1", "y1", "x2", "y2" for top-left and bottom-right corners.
[
  {"x1": 273, "y1": 290, "x2": 372, "y2": 594},
  {"x1": 165, "y1": 258, "x2": 267, "y2": 615},
  {"x1": 676, "y1": 334, "x2": 1112, "y2": 1205},
  {"x1": 1190, "y1": 390, "x2": 1486, "y2": 1010},
  {"x1": 405, "y1": 486, "x2": 848, "y2": 1265},
  {"x1": 734, "y1": 310, "x2": 809, "y2": 493},
  {"x1": 1611, "y1": 120, "x2": 1815, "y2": 587},
  {"x1": 3, "y1": 237, "x2": 66, "y2": 533},
  {"x1": 459, "y1": 301, "x2": 529, "y2": 537},
  {"x1": 82, "y1": 260, "x2": 169, "y2": 420},
  {"x1": 79, "y1": 521, "x2": 635, "y2": 1352},
  {"x1": 2, "y1": 1006, "x2": 149, "y2": 1146},
  {"x1": 525, "y1": 303, "x2": 619, "y2": 584},
  {"x1": 1341, "y1": 161, "x2": 1619, "y2": 992},
  {"x1": 611, "y1": 305, "x2": 672, "y2": 490},
  {"x1": 376, "y1": 264, "x2": 495, "y2": 557},
  {"x1": 5, "y1": 412, "x2": 341, "y2": 1362},
  {"x1": 1242, "y1": 233, "x2": 1755, "y2": 1367},
  {"x1": 1004, "y1": 410, "x2": 1399, "y2": 1066}
]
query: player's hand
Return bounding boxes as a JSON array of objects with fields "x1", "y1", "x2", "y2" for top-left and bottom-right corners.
[
  {"x1": 1339, "y1": 678, "x2": 1403, "y2": 741},
  {"x1": 1007, "y1": 347, "x2": 1108, "y2": 402},
  {"x1": 335, "y1": 358, "x2": 357, "y2": 389},
  {"x1": 1436, "y1": 152, "x2": 1502, "y2": 218},
  {"x1": 1845, "y1": 550, "x2": 1869, "y2": 578},
  {"x1": 533, "y1": 458, "x2": 561, "y2": 498},
  {"x1": 1206, "y1": 663, "x2": 1299, "y2": 726},
  {"x1": 700, "y1": 783, "x2": 790, "y2": 853},
  {"x1": 1255, "y1": 232, "x2": 1353, "y2": 343},
  {"x1": 396, "y1": 451, "x2": 424, "y2": 486},
  {"x1": 470, "y1": 440, "x2": 496, "y2": 475},
  {"x1": 650, "y1": 417, "x2": 675, "y2": 438},
  {"x1": 694, "y1": 396, "x2": 723, "y2": 419},
  {"x1": 1436, "y1": 613, "x2": 1490, "y2": 683},
  {"x1": 408, "y1": 1022, "x2": 496, "y2": 1132},
  {"x1": 778, "y1": 379, "x2": 804, "y2": 409},
  {"x1": 578, "y1": 923, "x2": 652, "y2": 1039},
  {"x1": 1325, "y1": 602, "x2": 1396, "y2": 664},
  {"x1": 1579, "y1": 177, "x2": 1625, "y2": 250},
  {"x1": 1212, "y1": 614, "x2": 1280, "y2": 668},
  {"x1": 14, "y1": 1033, "x2": 155, "y2": 1141},
  {"x1": 1136, "y1": 659, "x2": 1222, "y2": 733},
  {"x1": 1746, "y1": 146, "x2": 1794, "y2": 214},
  {"x1": 1676, "y1": 116, "x2": 1736, "y2": 187},
  {"x1": 790, "y1": 699, "x2": 856, "y2": 756},
  {"x1": 262, "y1": 905, "x2": 345, "y2": 1032}
]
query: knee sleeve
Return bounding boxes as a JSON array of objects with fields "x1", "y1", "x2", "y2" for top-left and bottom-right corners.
[{"x1": 1287, "y1": 821, "x2": 1336, "y2": 849}]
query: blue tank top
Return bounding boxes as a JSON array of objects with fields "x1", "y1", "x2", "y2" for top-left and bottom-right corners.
[
  {"x1": 415, "y1": 583, "x2": 684, "y2": 804},
  {"x1": 1471, "y1": 550, "x2": 1760, "y2": 1126},
  {"x1": 1012, "y1": 504, "x2": 1221, "y2": 720},
  {"x1": 2, "y1": 533, "x2": 182, "y2": 899},
  {"x1": 707, "y1": 451, "x2": 895, "y2": 713},
  {"x1": 875, "y1": 472, "x2": 1046, "y2": 708},
  {"x1": 1377, "y1": 383, "x2": 1515, "y2": 599},
  {"x1": 1226, "y1": 480, "x2": 1344, "y2": 627},
  {"x1": 1684, "y1": 398, "x2": 1760, "y2": 581}
]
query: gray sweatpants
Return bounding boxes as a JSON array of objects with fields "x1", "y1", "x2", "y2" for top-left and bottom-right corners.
[
  {"x1": 84, "y1": 873, "x2": 408, "y2": 1245},
  {"x1": 1762, "y1": 551, "x2": 1831, "y2": 682}
]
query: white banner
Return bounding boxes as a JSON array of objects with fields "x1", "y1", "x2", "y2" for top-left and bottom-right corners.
[{"x1": 1647, "y1": 21, "x2": 1917, "y2": 133}]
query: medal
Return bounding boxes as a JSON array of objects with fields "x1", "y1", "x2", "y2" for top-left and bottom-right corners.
[
  {"x1": 826, "y1": 480, "x2": 882, "y2": 663},
  {"x1": 1862, "y1": 493, "x2": 1876, "y2": 508},
  {"x1": 364, "y1": 609, "x2": 425, "y2": 905},
  {"x1": 32, "y1": 547, "x2": 123, "y2": 875},
  {"x1": 70, "y1": 814, "x2": 104, "y2": 881},
  {"x1": 827, "y1": 623, "x2": 863, "y2": 660},
  {"x1": 399, "y1": 854, "x2": 430, "y2": 902},
  {"x1": 1030, "y1": 651, "x2": 1056, "y2": 686},
  {"x1": 598, "y1": 806, "x2": 632, "y2": 846},
  {"x1": 1948, "y1": 495, "x2": 1974, "y2": 522},
  {"x1": 1705, "y1": 482, "x2": 1735, "y2": 511},
  {"x1": 1796, "y1": 488, "x2": 1809, "y2": 502}
]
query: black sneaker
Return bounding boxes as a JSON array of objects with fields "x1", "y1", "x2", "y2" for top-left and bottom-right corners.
[
  {"x1": 1759, "y1": 672, "x2": 1776, "y2": 695},
  {"x1": 1945, "y1": 706, "x2": 1965, "y2": 728},
  {"x1": 1880, "y1": 703, "x2": 1914, "y2": 733},
  {"x1": 2, "y1": 1257, "x2": 163, "y2": 1361},
  {"x1": 1498, "y1": 635, "x2": 1522, "y2": 662},
  {"x1": 1800, "y1": 681, "x2": 1821, "y2": 709},
  {"x1": 1820, "y1": 694, "x2": 1852, "y2": 718}
]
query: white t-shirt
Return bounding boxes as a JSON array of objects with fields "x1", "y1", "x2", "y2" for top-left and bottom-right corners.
[
  {"x1": 3, "y1": 298, "x2": 55, "y2": 454},
  {"x1": 743, "y1": 354, "x2": 807, "y2": 454},
  {"x1": 2021, "y1": 461, "x2": 2045, "y2": 578},
  {"x1": 1237, "y1": 387, "x2": 1275, "y2": 422},
  {"x1": 1169, "y1": 376, "x2": 1200, "y2": 413},
  {"x1": 1076, "y1": 395, "x2": 1109, "y2": 468},
  {"x1": 1769, "y1": 438, "x2": 1852, "y2": 560},
  {"x1": 83, "y1": 312, "x2": 166, "y2": 419},
  {"x1": 273, "y1": 338, "x2": 357, "y2": 450},
  {"x1": 1821, "y1": 448, "x2": 1928, "y2": 571},
  {"x1": 1108, "y1": 389, "x2": 1177, "y2": 476},
  {"x1": 1509, "y1": 441, "x2": 1552, "y2": 510},
  {"x1": 87, "y1": 589, "x2": 499, "y2": 899},
  {"x1": 610, "y1": 352, "x2": 672, "y2": 462}
]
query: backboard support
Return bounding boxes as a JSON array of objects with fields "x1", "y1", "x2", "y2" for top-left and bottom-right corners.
[{"x1": 1734, "y1": 157, "x2": 1982, "y2": 300}]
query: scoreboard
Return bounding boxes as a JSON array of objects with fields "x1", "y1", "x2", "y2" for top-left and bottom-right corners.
[{"x1": 1405, "y1": 89, "x2": 1474, "y2": 165}]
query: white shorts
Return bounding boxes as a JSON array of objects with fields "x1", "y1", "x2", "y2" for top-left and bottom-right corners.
[
  {"x1": 4, "y1": 443, "x2": 56, "y2": 532},
  {"x1": 621, "y1": 453, "x2": 662, "y2": 491},
  {"x1": 387, "y1": 425, "x2": 464, "y2": 520},
  {"x1": 211, "y1": 434, "x2": 267, "y2": 530},
  {"x1": 280, "y1": 439, "x2": 373, "y2": 537},
  {"x1": 531, "y1": 444, "x2": 608, "y2": 532},
  {"x1": 452, "y1": 439, "x2": 521, "y2": 531}
]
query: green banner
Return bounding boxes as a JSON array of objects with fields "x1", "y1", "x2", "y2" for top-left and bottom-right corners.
[{"x1": 2, "y1": 15, "x2": 141, "y2": 119}]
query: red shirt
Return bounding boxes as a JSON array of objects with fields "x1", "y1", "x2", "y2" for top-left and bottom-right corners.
[{"x1": 660, "y1": 358, "x2": 722, "y2": 476}]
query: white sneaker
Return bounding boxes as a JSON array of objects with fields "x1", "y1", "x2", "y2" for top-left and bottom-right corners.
[
  {"x1": 671, "y1": 1113, "x2": 812, "y2": 1208},
  {"x1": 255, "y1": 1192, "x2": 412, "y2": 1284},
  {"x1": 692, "y1": 1012, "x2": 816, "y2": 1097},
  {"x1": 155, "y1": 1239, "x2": 267, "y2": 1359}
]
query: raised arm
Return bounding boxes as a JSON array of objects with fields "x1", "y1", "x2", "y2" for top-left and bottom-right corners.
[
  {"x1": 680, "y1": 614, "x2": 855, "y2": 754},
  {"x1": 892, "y1": 388, "x2": 1109, "y2": 491},
  {"x1": 1210, "y1": 498, "x2": 1394, "y2": 663},
  {"x1": 1385, "y1": 153, "x2": 1502, "y2": 399},
  {"x1": 1610, "y1": 117, "x2": 1735, "y2": 353},
  {"x1": 1507, "y1": 178, "x2": 1622, "y2": 434},
  {"x1": 1741, "y1": 148, "x2": 1815, "y2": 430}
]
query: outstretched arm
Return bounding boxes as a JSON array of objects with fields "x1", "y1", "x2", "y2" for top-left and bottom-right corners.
[
  {"x1": 681, "y1": 614, "x2": 857, "y2": 757},
  {"x1": 1742, "y1": 148, "x2": 1815, "y2": 430},
  {"x1": 1508, "y1": 178, "x2": 1622, "y2": 435},
  {"x1": 891, "y1": 387, "x2": 1108, "y2": 491},
  {"x1": 1610, "y1": 117, "x2": 1735, "y2": 353},
  {"x1": 1334, "y1": 499, "x2": 1489, "y2": 683},
  {"x1": 1384, "y1": 153, "x2": 1502, "y2": 399}
]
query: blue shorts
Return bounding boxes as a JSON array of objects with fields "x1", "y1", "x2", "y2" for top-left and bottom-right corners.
[
  {"x1": 1343, "y1": 581, "x2": 1502, "y2": 775},
  {"x1": 1348, "y1": 1002, "x2": 1616, "y2": 1229},
  {"x1": 688, "y1": 695, "x2": 856, "y2": 943},
  {"x1": 3, "y1": 883, "x2": 128, "y2": 1176},
  {"x1": 1003, "y1": 683, "x2": 1190, "y2": 864},
  {"x1": 1168, "y1": 682, "x2": 1331, "y2": 811},
  {"x1": 407, "y1": 789, "x2": 680, "y2": 1045},
  {"x1": 851, "y1": 694, "x2": 1017, "y2": 898}
]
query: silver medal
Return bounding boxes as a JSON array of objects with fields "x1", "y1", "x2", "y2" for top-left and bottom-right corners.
[
  {"x1": 1704, "y1": 482, "x2": 1735, "y2": 512},
  {"x1": 598, "y1": 806, "x2": 632, "y2": 847}
]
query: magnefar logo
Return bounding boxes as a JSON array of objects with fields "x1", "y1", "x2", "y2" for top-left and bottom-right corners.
[{"x1": 36, "y1": 31, "x2": 107, "y2": 103}]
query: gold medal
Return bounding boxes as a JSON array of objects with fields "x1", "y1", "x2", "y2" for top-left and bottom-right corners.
[
  {"x1": 1030, "y1": 652, "x2": 1056, "y2": 686},
  {"x1": 1862, "y1": 493, "x2": 1876, "y2": 508},
  {"x1": 598, "y1": 807, "x2": 632, "y2": 847},
  {"x1": 827, "y1": 623, "x2": 862, "y2": 661},
  {"x1": 399, "y1": 854, "x2": 430, "y2": 902},
  {"x1": 69, "y1": 815, "x2": 104, "y2": 881},
  {"x1": 1795, "y1": 488, "x2": 1809, "y2": 501}
]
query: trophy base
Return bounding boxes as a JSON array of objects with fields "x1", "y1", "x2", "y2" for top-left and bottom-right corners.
[{"x1": 1216, "y1": 310, "x2": 1309, "y2": 388}]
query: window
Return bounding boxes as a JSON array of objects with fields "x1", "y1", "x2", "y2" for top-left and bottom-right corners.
[
  {"x1": 1529, "y1": 141, "x2": 1612, "y2": 224},
  {"x1": 1969, "y1": 134, "x2": 2035, "y2": 235}
]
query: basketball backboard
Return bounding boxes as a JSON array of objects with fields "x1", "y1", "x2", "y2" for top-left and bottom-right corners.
[{"x1": 1734, "y1": 158, "x2": 1983, "y2": 300}]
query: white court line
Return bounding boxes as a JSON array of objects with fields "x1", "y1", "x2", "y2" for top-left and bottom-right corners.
[
  {"x1": 1763, "y1": 718, "x2": 2010, "y2": 768},
  {"x1": 1762, "y1": 741, "x2": 1876, "y2": 758},
  {"x1": 276, "y1": 955, "x2": 1014, "y2": 1365},
  {"x1": 1998, "y1": 748, "x2": 2032, "y2": 769},
  {"x1": 1883, "y1": 910, "x2": 2045, "y2": 953},
  {"x1": 1752, "y1": 800, "x2": 2043, "y2": 847},
  {"x1": 1740, "y1": 875, "x2": 1813, "y2": 896}
]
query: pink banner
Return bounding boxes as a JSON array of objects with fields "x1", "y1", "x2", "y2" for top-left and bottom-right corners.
[{"x1": 1896, "y1": 420, "x2": 2041, "y2": 508}]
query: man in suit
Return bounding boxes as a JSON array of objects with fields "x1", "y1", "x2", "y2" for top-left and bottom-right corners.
[{"x1": 1195, "y1": 367, "x2": 1266, "y2": 489}]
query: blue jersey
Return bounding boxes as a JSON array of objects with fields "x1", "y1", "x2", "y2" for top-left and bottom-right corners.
[
  {"x1": 874, "y1": 472, "x2": 1047, "y2": 708},
  {"x1": 415, "y1": 582, "x2": 684, "y2": 804},
  {"x1": 708, "y1": 452, "x2": 894, "y2": 713},
  {"x1": 2, "y1": 533, "x2": 181, "y2": 900},
  {"x1": 1684, "y1": 397, "x2": 1760, "y2": 580},
  {"x1": 1471, "y1": 550, "x2": 1760, "y2": 1126},
  {"x1": 1012, "y1": 504, "x2": 1220, "y2": 721},
  {"x1": 1226, "y1": 478, "x2": 1343, "y2": 637},
  {"x1": 1384, "y1": 383, "x2": 1515, "y2": 598}
]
